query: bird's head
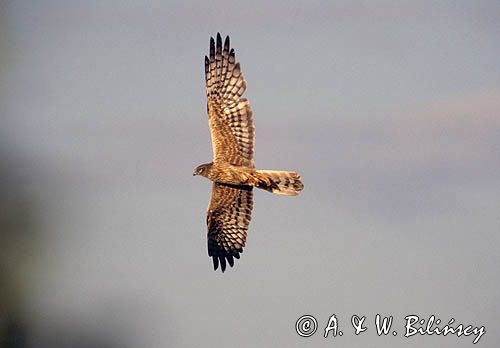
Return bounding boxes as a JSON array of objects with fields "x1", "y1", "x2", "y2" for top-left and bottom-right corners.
[{"x1": 193, "y1": 163, "x2": 212, "y2": 178}]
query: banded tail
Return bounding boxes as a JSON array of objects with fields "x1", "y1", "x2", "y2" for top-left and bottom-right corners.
[{"x1": 253, "y1": 170, "x2": 303, "y2": 196}]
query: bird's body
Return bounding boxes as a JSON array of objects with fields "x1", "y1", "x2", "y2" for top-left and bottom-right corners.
[
  {"x1": 195, "y1": 161, "x2": 303, "y2": 195},
  {"x1": 194, "y1": 33, "x2": 303, "y2": 272},
  {"x1": 196, "y1": 162, "x2": 257, "y2": 186}
]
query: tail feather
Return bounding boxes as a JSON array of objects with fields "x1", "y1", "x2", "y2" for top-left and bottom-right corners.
[{"x1": 253, "y1": 170, "x2": 303, "y2": 196}]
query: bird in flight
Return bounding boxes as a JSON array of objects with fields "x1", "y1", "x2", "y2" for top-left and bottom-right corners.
[{"x1": 194, "y1": 33, "x2": 303, "y2": 272}]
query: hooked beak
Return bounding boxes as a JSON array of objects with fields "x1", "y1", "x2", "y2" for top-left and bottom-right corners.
[{"x1": 193, "y1": 171, "x2": 197, "y2": 176}]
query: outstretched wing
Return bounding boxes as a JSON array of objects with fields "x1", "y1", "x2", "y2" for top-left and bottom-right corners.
[
  {"x1": 205, "y1": 33, "x2": 255, "y2": 167},
  {"x1": 207, "y1": 183, "x2": 253, "y2": 272}
]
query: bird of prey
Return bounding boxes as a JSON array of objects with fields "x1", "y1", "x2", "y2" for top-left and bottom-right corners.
[{"x1": 194, "y1": 33, "x2": 303, "y2": 272}]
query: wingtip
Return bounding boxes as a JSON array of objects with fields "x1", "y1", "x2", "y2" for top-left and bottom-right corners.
[{"x1": 211, "y1": 255, "x2": 237, "y2": 273}]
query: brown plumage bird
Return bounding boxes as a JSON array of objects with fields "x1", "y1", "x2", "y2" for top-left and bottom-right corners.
[{"x1": 194, "y1": 33, "x2": 303, "y2": 272}]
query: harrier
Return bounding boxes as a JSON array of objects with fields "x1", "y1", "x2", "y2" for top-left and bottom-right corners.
[{"x1": 194, "y1": 33, "x2": 303, "y2": 272}]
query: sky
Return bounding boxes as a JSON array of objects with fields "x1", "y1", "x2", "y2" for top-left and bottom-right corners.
[{"x1": 1, "y1": 1, "x2": 499, "y2": 347}]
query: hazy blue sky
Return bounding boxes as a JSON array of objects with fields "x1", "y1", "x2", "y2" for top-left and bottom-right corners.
[{"x1": 1, "y1": 1, "x2": 499, "y2": 347}]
